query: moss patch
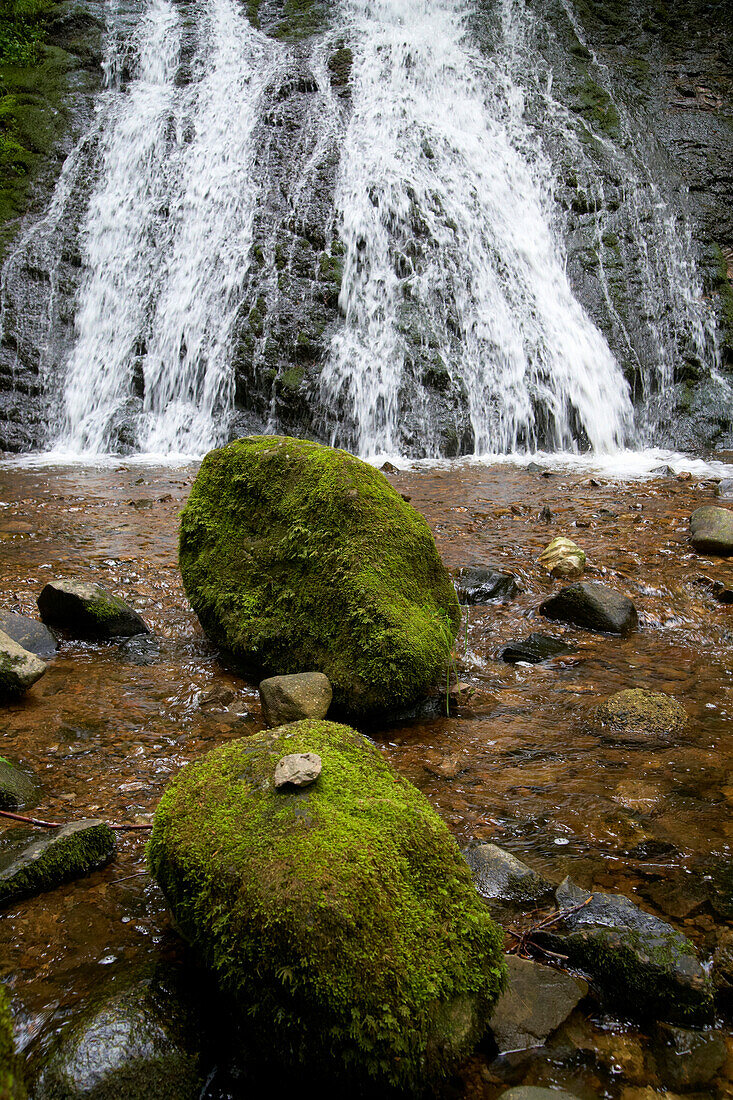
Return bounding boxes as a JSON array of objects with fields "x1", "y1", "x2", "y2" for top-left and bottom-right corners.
[
  {"x1": 148, "y1": 720, "x2": 506, "y2": 1092},
  {"x1": 179, "y1": 436, "x2": 460, "y2": 716},
  {"x1": 0, "y1": 820, "x2": 115, "y2": 907}
]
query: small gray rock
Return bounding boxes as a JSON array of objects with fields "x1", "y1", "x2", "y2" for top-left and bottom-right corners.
[
  {"x1": 717, "y1": 478, "x2": 733, "y2": 500},
  {"x1": 37, "y1": 580, "x2": 149, "y2": 639},
  {"x1": 274, "y1": 752, "x2": 322, "y2": 789},
  {"x1": 0, "y1": 609, "x2": 57, "y2": 659},
  {"x1": 464, "y1": 844, "x2": 555, "y2": 913},
  {"x1": 539, "y1": 581, "x2": 638, "y2": 635},
  {"x1": 489, "y1": 955, "x2": 588, "y2": 1053},
  {"x1": 499, "y1": 633, "x2": 576, "y2": 664},
  {"x1": 0, "y1": 757, "x2": 37, "y2": 810},
  {"x1": 653, "y1": 1023, "x2": 726, "y2": 1091},
  {"x1": 259, "y1": 672, "x2": 332, "y2": 727},
  {"x1": 453, "y1": 565, "x2": 520, "y2": 603},
  {"x1": 0, "y1": 819, "x2": 115, "y2": 908},
  {"x1": 690, "y1": 506, "x2": 733, "y2": 556},
  {"x1": 0, "y1": 629, "x2": 47, "y2": 699},
  {"x1": 497, "y1": 1088, "x2": 581, "y2": 1100},
  {"x1": 537, "y1": 536, "x2": 586, "y2": 580}
]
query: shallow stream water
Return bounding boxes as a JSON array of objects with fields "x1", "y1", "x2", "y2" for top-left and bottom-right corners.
[{"x1": 1, "y1": 458, "x2": 733, "y2": 1098}]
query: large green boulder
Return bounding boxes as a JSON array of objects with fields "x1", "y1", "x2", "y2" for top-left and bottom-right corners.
[
  {"x1": 148, "y1": 720, "x2": 506, "y2": 1092},
  {"x1": 179, "y1": 436, "x2": 459, "y2": 716}
]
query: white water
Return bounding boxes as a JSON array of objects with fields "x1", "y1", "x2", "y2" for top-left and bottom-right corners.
[
  {"x1": 56, "y1": 0, "x2": 281, "y2": 456},
  {"x1": 321, "y1": 0, "x2": 635, "y2": 457}
]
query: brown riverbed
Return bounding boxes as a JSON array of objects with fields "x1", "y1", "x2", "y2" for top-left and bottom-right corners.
[{"x1": 1, "y1": 458, "x2": 732, "y2": 1098}]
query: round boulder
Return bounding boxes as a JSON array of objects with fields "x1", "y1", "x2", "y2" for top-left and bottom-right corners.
[
  {"x1": 537, "y1": 536, "x2": 586, "y2": 580},
  {"x1": 259, "y1": 671, "x2": 332, "y2": 727},
  {"x1": 37, "y1": 581, "x2": 149, "y2": 640},
  {"x1": 148, "y1": 719, "x2": 506, "y2": 1092},
  {"x1": 690, "y1": 506, "x2": 733, "y2": 556},
  {"x1": 595, "y1": 689, "x2": 688, "y2": 744},
  {"x1": 539, "y1": 581, "x2": 637, "y2": 635},
  {"x1": 179, "y1": 437, "x2": 460, "y2": 717}
]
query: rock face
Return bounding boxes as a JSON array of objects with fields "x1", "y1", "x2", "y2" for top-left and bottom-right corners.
[
  {"x1": 595, "y1": 689, "x2": 688, "y2": 744},
  {"x1": 148, "y1": 719, "x2": 506, "y2": 1091},
  {"x1": 463, "y1": 844, "x2": 555, "y2": 917},
  {"x1": 453, "y1": 566, "x2": 520, "y2": 603},
  {"x1": 0, "y1": 983, "x2": 25, "y2": 1100},
  {"x1": 0, "y1": 758, "x2": 37, "y2": 811},
  {"x1": 539, "y1": 581, "x2": 638, "y2": 635},
  {"x1": 0, "y1": 611, "x2": 57, "y2": 659},
  {"x1": 489, "y1": 955, "x2": 587, "y2": 1054},
  {"x1": 535, "y1": 878, "x2": 713, "y2": 1025},
  {"x1": 690, "y1": 506, "x2": 733, "y2": 555},
  {"x1": 259, "y1": 671, "x2": 332, "y2": 727},
  {"x1": 499, "y1": 633, "x2": 576, "y2": 664},
  {"x1": 0, "y1": 631, "x2": 47, "y2": 699},
  {"x1": 537, "y1": 537, "x2": 586, "y2": 580},
  {"x1": 0, "y1": 820, "x2": 115, "y2": 908},
  {"x1": 37, "y1": 581, "x2": 149, "y2": 640},
  {"x1": 179, "y1": 437, "x2": 460, "y2": 717}
]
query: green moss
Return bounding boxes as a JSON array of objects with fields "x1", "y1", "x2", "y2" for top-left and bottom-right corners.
[
  {"x1": 148, "y1": 720, "x2": 506, "y2": 1092},
  {"x1": 596, "y1": 689, "x2": 688, "y2": 736},
  {"x1": 0, "y1": 821, "x2": 115, "y2": 908},
  {"x1": 0, "y1": 984, "x2": 26, "y2": 1100},
  {"x1": 327, "y1": 46, "x2": 353, "y2": 89},
  {"x1": 179, "y1": 436, "x2": 460, "y2": 716},
  {"x1": 0, "y1": 758, "x2": 35, "y2": 810},
  {"x1": 569, "y1": 76, "x2": 621, "y2": 137},
  {"x1": 271, "y1": 0, "x2": 328, "y2": 42},
  {"x1": 277, "y1": 365, "x2": 305, "y2": 392}
]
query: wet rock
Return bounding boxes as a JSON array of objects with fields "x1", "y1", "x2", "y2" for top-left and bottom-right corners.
[
  {"x1": 717, "y1": 478, "x2": 733, "y2": 500},
  {"x1": 0, "y1": 758, "x2": 37, "y2": 811},
  {"x1": 497, "y1": 1088, "x2": 581, "y2": 1100},
  {"x1": 499, "y1": 633, "x2": 576, "y2": 664},
  {"x1": 0, "y1": 610, "x2": 57, "y2": 659},
  {"x1": 653, "y1": 1023, "x2": 726, "y2": 1091},
  {"x1": 690, "y1": 506, "x2": 733, "y2": 556},
  {"x1": 453, "y1": 565, "x2": 520, "y2": 603},
  {"x1": 535, "y1": 878, "x2": 713, "y2": 1025},
  {"x1": 116, "y1": 635, "x2": 161, "y2": 666},
  {"x1": 0, "y1": 982, "x2": 25, "y2": 1100},
  {"x1": 423, "y1": 751, "x2": 468, "y2": 780},
  {"x1": 595, "y1": 689, "x2": 688, "y2": 745},
  {"x1": 693, "y1": 574, "x2": 733, "y2": 603},
  {"x1": 464, "y1": 843, "x2": 555, "y2": 915},
  {"x1": 611, "y1": 779, "x2": 662, "y2": 813},
  {"x1": 0, "y1": 631, "x2": 47, "y2": 699},
  {"x1": 712, "y1": 927, "x2": 733, "y2": 1002},
  {"x1": 539, "y1": 504, "x2": 553, "y2": 523},
  {"x1": 651, "y1": 465, "x2": 675, "y2": 477},
  {"x1": 539, "y1": 581, "x2": 638, "y2": 635},
  {"x1": 37, "y1": 581, "x2": 149, "y2": 639},
  {"x1": 259, "y1": 671, "x2": 332, "y2": 727},
  {"x1": 274, "y1": 752, "x2": 322, "y2": 788},
  {"x1": 489, "y1": 955, "x2": 587, "y2": 1053},
  {"x1": 537, "y1": 536, "x2": 586, "y2": 580},
  {"x1": 0, "y1": 820, "x2": 115, "y2": 908}
]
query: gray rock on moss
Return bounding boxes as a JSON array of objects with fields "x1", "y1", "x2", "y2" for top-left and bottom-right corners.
[
  {"x1": 534, "y1": 878, "x2": 713, "y2": 1025},
  {"x1": 690, "y1": 506, "x2": 733, "y2": 555},
  {"x1": 489, "y1": 955, "x2": 587, "y2": 1053},
  {"x1": 0, "y1": 758, "x2": 37, "y2": 811},
  {"x1": 259, "y1": 671, "x2": 332, "y2": 727},
  {"x1": 37, "y1": 581, "x2": 149, "y2": 640},
  {"x1": 0, "y1": 631, "x2": 47, "y2": 699},
  {"x1": 539, "y1": 581, "x2": 638, "y2": 635},
  {"x1": 0, "y1": 820, "x2": 115, "y2": 908},
  {"x1": 0, "y1": 610, "x2": 57, "y2": 659}
]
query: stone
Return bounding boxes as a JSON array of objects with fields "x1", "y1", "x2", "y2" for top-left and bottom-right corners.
[
  {"x1": 0, "y1": 820, "x2": 115, "y2": 908},
  {"x1": 0, "y1": 610, "x2": 57, "y2": 659},
  {"x1": 537, "y1": 537, "x2": 586, "y2": 580},
  {"x1": 539, "y1": 581, "x2": 638, "y2": 635},
  {"x1": 0, "y1": 631, "x2": 47, "y2": 699},
  {"x1": 595, "y1": 689, "x2": 688, "y2": 744},
  {"x1": 149, "y1": 720, "x2": 506, "y2": 1091},
  {"x1": 464, "y1": 843, "x2": 555, "y2": 914},
  {"x1": 693, "y1": 574, "x2": 733, "y2": 603},
  {"x1": 717, "y1": 478, "x2": 733, "y2": 500},
  {"x1": 653, "y1": 1023, "x2": 726, "y2": 1091},
  {"x1": 489, "y1": 955, "x2": 587, "y2": 1053},
  {"x1": 259, "y1": 671, "x2": 332, "y2": 727},
  {"x1": 497, "y1": 1088, "x2": 581, "y2": 1100},
  {"x1": 178, "y1": 437, "x2": 459, "y2": 717},
  {"x1": 274, "y1": 752, "x2": 322, "y2": 788},
  {"x1": 499, "y1": 633, "x2": 576, "y2": 664},
  {"x1": 534, "y1": 878, "x2": 713, "y2": 1025},
  {"x1": 37, "y1": 580, "x2": 149, "y2": 639},
  {"x1": 612, "y1": 779, "x2": 662, "y2": 813},
  {"x1": 690, "y1": 506, "x2": 733, "y2": 556},
  {"x1": 0, "y1": 758, "x2": 36, "y2": 811},
  {"x1": 712, "y1": 927, "x2": 733, "y2": 1000},
  {"x1": 453, "y1": 565, "x2": 520, "y2": 603},
  {"x1": 0, "y1": 983, "x2": 25, "y2": 1100}
]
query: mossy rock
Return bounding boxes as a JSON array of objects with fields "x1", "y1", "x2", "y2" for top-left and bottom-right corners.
[
  {"x1": 178, "y1": 436, "x2": 460, "y2": 716},
  {"x1": 148, "y1": 720, "x2": 506, "y2": 1093},
  {"x1": 0, "y1": 757, "x2": 37, "y2": 811},
  {"x1": 37, "y1": 581, "x2": 149, "y2": 640},
  {"x1": 0, "y1": 820, "x2": 115, "y2": 908},
  {"x1": 595, "y1": 689, "x2": 688, "y2": 743},
  {"x1": 0, "y1": 984, "x2": 26, "y2": 1100}
]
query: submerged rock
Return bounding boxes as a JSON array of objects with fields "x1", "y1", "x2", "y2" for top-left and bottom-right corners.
[
  {"x1": 539, "y1": 581, "x2": 638, "y2": 635},
  {"x1": 497, "y1": 1089, "x2": 581, "y2": 1100},
  {"x1": 179, "y1": 437, "x2": 459, "y2": 717},
  {"x1": 690, "y1": 506, "x2": 733, "y2": 556},
  {"x1": 0, "y1": 631, "x2": 47, "y2": 699},
  {"x1": 537, "y1": 536, "x2": 586, "y2": 580},
  {"x1": 0, "y1": 610, "x2": 57, "y2": 659},
  {"x1": 0, "y1": 820, "x2": 115, "y2": 908},
  {"x1": 535, "y1": 878, "x2": 713, "y2": 1025},
  {"x1": 0, "y1": 983, "x2": 25, "y2": 1100},
  {"x1": 37, "y1": 581, "x2": 149, "y2": 639},
  {"x1": 0, "y1": 758, "x2": 37, "y2": 811},
  {"x1": 148, "y1": 719, "x2": 506, "y2": 1092},
  {"x1": 595, "y1": 689, "x2": 688, "y2": 744},
  {"x1": 653, "y1": 1023, "x2": 726, "y2": 1092},
  {"x1": 499, "y1": 633, "x2": 576, "y2": 664},
  {"x1": 259, "y1": 671, "x2": 332, "y2": 727},
  {"x1": 489, "y1": 955, "x2": 587, "y2": 1054},
  {"x1": 453, "y1": 565, "x2": 520, "y2": 603},
  {"x1": 464, "y1": 843, "x2": 555, "y2": 915}
]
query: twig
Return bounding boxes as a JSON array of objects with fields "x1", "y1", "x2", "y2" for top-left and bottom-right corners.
[
  {"x1": 0, "y1": 809, "x2": 153, "y2": 831},
  {"x1": 110, "y1": 870, "x2": 150, "y2": 884},
  {"x1": 507, "y1": 895, "x2": 593, "y2": 957}
]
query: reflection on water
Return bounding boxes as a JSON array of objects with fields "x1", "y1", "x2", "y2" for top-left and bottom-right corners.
[{"x1": 0, "y1": 461, "x2": 731, "y2": 1095}]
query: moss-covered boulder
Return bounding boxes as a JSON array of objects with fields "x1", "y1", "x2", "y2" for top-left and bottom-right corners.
[
  {"x1": 595, "y1": 689, "x2": 688, "y2": 744},
  {"x1": 148, "y1": 720, "x2": 506, "y2": 1092},
  {"x1": 0, "y1": 820, "x2": 115, "y2": 908},
  {"x1": 37, "y1": 581, "x2": 149, "y2": 640},
  {"x1": 0, "y1": 983, "x2": 26, "y2": 1100},
  {"x1": 179, "y1": 437, "x2": 460, "y2": 716},
  {"x1": 0, "y1": 757, "x2": 37, "y2": 811}
]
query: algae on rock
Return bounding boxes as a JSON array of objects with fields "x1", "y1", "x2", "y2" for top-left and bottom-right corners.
[
  {"x1": 148, "y1": 719, "x2": 506, "y2": 1093},
  {"x1": 179, "y1": 436, "x2": 460, "y2": 716}
]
